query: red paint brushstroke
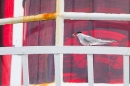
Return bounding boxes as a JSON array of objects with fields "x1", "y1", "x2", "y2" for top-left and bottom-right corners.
[{"x1": 2, "y1": 0, "x2": 14, "y2": 85}]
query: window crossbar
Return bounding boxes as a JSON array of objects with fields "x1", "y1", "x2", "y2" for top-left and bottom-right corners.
[{"x1": 0, "y1": 46, "x2": 129, "y2": 86}]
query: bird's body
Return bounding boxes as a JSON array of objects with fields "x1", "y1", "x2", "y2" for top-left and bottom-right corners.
[{"x1": 73, "y1": 32, "x2": 116, "y2": 46}]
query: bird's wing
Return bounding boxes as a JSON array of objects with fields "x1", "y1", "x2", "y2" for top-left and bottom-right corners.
[{"x1": 83, "y1": 35, "x2": 98, "y2": 42}]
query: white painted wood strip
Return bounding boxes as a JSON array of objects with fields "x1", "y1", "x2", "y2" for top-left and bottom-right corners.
[
  {"x1": 0, "y1": 46, "x2": 129, "y2": 55},
  {"x1": 54, "y1": 54, "x2": 63, "y2": 86},
  {"x1": 61, "y1": 12, "x2": 130, "y2": 21},
  {"x1": 0, "y1": 17, "x2": 23, "y2": 25},
  {"x1": 10, "y1": 0, "x2": 23, "y2": 86},
  {"x1": 63, "y1": 83, "x2": 124, "y2": 86},
  {"x1": 87, "y1": 54, "x2": 94, "y2": 86},
  {"x1": 55, "y1": 0, "x2": 64, "y2": 85},
  {"x1": 28, "y1": 83, "x2": 124, "y2": 86},
  {"x1": 123, "y1": 55, "x2": 129, "y2": 86},
  {"x1": 0, "y1": 13, "x2": 56, "y2": 25},
  {"x1": 22, "y1": 55, "x2": 29, "y2": 86},
  {"x1": 10, "y1": 55, "x2": 22, "y2": 86},
  {"x1": 54, "y1": 16, "x2": 64, "y2": 86},
  {"x1": 2, "y1": 12, "x2": 130, "y2": 25}
]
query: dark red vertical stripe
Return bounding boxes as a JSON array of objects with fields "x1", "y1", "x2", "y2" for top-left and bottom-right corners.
[{"x1": 0, "y1": 0, "x2": 4, "y2": 85}]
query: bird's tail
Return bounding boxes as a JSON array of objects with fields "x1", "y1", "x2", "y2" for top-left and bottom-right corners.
[{"x1": 100, "y1": 40, "x2": 116, "y2": 43}]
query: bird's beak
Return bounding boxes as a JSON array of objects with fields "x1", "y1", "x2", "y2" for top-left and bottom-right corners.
[{"x1": 72, "y1": 33, "x2": 76, "y2": 36}]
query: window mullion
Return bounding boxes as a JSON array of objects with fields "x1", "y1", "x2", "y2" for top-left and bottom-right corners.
[{"x1": 55, "y1": 0, "x2": 64, "y2": 86}]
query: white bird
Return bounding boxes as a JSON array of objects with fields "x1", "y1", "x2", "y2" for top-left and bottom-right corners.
[{"x1": 73, "y1": 31, "x2": 116, "y2": 46}]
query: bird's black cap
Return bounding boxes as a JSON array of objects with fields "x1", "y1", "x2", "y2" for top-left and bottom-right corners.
[{"x1": 76, "y1": 31, "x2": 82, "y2": 33}]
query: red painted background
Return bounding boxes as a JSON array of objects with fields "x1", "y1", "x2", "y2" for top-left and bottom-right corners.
[{"x1": 0, "y1": 0, "x2": 14, "y2": 86}]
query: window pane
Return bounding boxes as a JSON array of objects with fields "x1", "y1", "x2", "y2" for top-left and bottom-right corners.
[
  {"x1": 65, "y1": 0, "x2": 130, "y2": 13},
  {"x1": 23, "y1": 0, "x2": 56, "y2": 84},
  {"x1": 65, "y1": 0, "x2": 92, "y2": 12},
  {"x1": 64, "y1": 20, "x2": 129, "y2": 83}
]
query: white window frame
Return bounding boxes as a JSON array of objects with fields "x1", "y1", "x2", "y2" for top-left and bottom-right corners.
[
  {"x1": 0, "y1": 46, "x2": 129, "y2": 86},
  {"x1": 0, "y1": 0, "x2": 129, "y2": 86},
  {"x1": 10, "y1": 0, "x2": 23, "y2": 86},
  {"x1": 55, "y1": 0, "x2": 129, "y2": 86}
]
